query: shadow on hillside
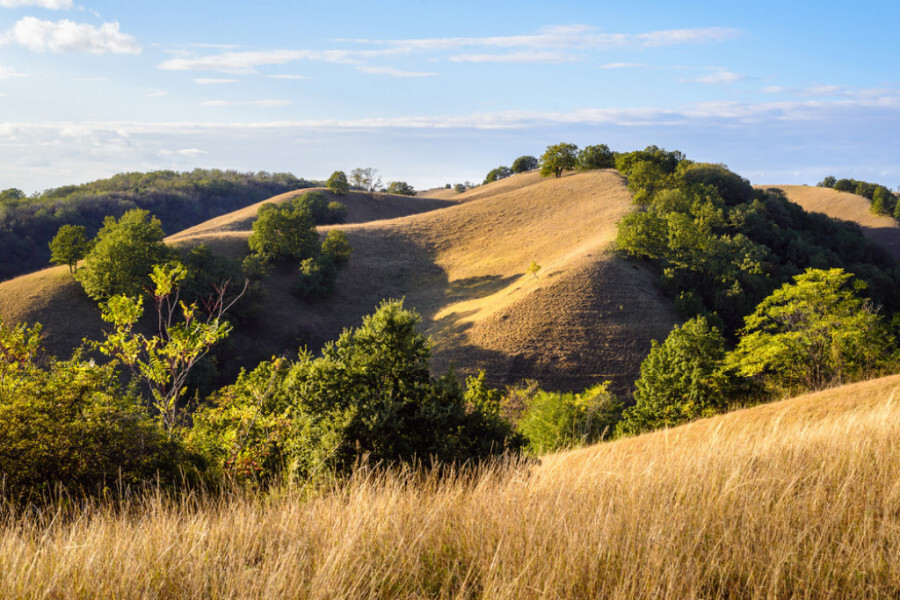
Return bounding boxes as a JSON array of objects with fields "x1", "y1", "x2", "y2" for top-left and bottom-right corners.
[{"x1": 444, "y1": 274, "x2": 519, "y2": 301}]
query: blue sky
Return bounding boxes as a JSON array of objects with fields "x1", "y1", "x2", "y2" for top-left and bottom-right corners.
[{"x1": 0, "y1": 0, "x2": 898, "y2": 193}]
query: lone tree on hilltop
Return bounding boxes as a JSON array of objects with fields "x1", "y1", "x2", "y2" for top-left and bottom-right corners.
[
  {"x1": 49, "y1": 224, "x2": 90, "y2": 273},
  {"x1": 326, "y1": 170, "x2": 349, "y2": 195},
  {"x1": 540, "y1": 143, "x2": 578, "y2": 178}
]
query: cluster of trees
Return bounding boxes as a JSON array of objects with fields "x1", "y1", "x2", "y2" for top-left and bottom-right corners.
[
  {"x1": 482, "y1": 155, "x2": 539, "y2": 184},
  {"x1": 0, "y1": 169, "x2": 311, "y2": 281},
  {"x1": 817, "y1": 176, "x2": 899, "y2": 218},
  {"x1": 538, "y1": 143, "x2": 616, "y2": 178},
  {"x1": 614, "y1": 147, "x2": 899, "y2": 332},
  {"x1": 327, "y1": 169, "x2": 416, "y2": 196}
]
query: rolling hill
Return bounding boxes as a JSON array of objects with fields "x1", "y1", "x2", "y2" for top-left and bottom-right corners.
[
  {"x1": 0, "y1": 170, "x2": 677, "y2": 395},
  {"x1": 757, "y1": 184, "x2": 900, "y2": 260}
]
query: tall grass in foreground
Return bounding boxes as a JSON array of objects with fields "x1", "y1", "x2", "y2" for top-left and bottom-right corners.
[{"x1": 2, "y1": 376, "x2": 899, "y2": 599}]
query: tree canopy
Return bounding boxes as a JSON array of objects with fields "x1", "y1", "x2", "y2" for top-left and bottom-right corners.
[
  {"x1": 511, "y1": 155, "x2": 539, "y2": 173},
  {"x1": 49, "y1": 224, "x2": 90, "y2": 273},
  {"x1": 326, "y1": 170, "x2": 349, "y2": 195},
  {"x1": 539, "y1": 143, "x2": 579, "y2": 178},
  {"x1": 74, "y1": 209, "x2": 171, "y2": 300}
]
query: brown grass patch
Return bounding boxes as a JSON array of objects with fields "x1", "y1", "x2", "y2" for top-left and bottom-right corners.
[{"x1": 3, "y1": 375, "x2": 899, "y2": 598}]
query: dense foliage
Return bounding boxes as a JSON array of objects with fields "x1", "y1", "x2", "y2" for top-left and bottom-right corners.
[
  {"x1": 326, "y1": 170, "x2": 349, "y2": 195},
  {"x1": 511, "y1": 155, "x2": 538, "y2": 173},
  {"x1": 615, "y1": 148, "x2": 900, "y2": 333},
  {"x1": 48, "y1": 224, "x2": 90, "y2": 273},
  {"x1": 539, "y1": 142, "x2": 579, "y2": 178},
  {"x1": 484, "y1": 166, "x2": 512, "y2": 184},
  {"x1": 385, "y1": 181, "x2": 416, "y2": 196},
  {"x1": 74, "y1": 209, "x2": 173, "y2": 300},
  {"x1": 0, "y1": 169, "x2": 310, "y2": 281},
  {"x1": 0, "y1": 321, "x2": 192, "y2": 500},
  {"x1": 190, "y1": 300, "x2": 522, "y2": 483}
]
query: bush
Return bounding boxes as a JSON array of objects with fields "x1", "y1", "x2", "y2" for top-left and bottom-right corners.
[
  {"x1": 191, "y1": 300, "x2": 522, "y2": 483},
  {"x1": 516, "y1": 383, "x2": 621, "y2": 453},
  {"x1": 386, "y1": 181, "x2": 416, "y2": 196},
  {"x1": 326, "y1": 201, "x2": 347, "y2": 224},
  {"x1": 295, "y1": 256, "x2": 337, "y2": 301},
  {"x1": 0, "y1": 321, "x2": 192, "y2": 500},
  {"x1": 320, "y1": 229, "x2": 353, "y2": 268}
]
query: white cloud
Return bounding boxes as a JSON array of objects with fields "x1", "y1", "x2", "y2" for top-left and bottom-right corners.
[
  {"x1": 266, "y1": 74, "x2": 307, "y2": 80},
  {"x1": 449, "y1": 51, "x2": 576, "y2": 64},
  {"x1": 0, "y1": 0, "x2": 73, "y2": 8},
  {"x1": 7, "y1": 16, "x2": 140, "y2": 53},
  {"x1": 693, "y1": 68, "x2": 744, "y2": 84},
  {"x1": 159, "y1": 49, "x2": 368, "y2": 74},
  {"x1": 355, "y1": 65, "x2": 435, "y2": 77},
  {"x1": 157, "y1": 147, "x2": 208, "y2": 157},
  {"x1": 199, "y1": 99, "x2": 290, "y2": 107},
  {"x1": 597, "y1": 62, "x2": 644, "y2": 69},
  {"x1": 147, "y1": 89, "x2": 168, "y2": 97},
  {"x1": 193, "y1": 78, "x2": 239, "y2": 85}
]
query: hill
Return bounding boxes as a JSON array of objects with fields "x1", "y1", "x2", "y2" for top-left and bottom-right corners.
[
  {"x1": 4, "y1": 373, "x2": 898, "y2": 597},
  {"x1": 0, "y1": 171, "x2": 677, "y2": 394},
  {"x1": 757, "y1": 184, "x2": 900, "y2": 259}
]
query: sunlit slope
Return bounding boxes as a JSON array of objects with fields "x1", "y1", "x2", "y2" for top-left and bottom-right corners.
[
  {"x1": 0, "y1": 171, "x2": 677, "y2": 392},
  {"x1": 208, "y1": 169, "x2": 676, "y2": 392},
  {"x1": 758, "y1": 184, "x2": 900, "y2": 259}
]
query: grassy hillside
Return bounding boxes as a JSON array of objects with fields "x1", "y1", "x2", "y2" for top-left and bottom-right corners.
[
  {"x1": 757, "y1": 184, "x2": 900, "y2": 259},
  {"x1": 3, "y1": 374, "x2": 898, "y2": 598},
  {"x1": 0, "y1": 171, "x2": 677, "y2": 394}
]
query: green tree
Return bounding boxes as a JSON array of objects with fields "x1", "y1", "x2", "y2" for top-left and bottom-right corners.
[
  {"x1": 871, "y1": 186, "x2": 895, "y2": 216},
  {"x1": 295, "y1": 256, "x2": 337, "y2": 301},
  {"x1": 247, "y1": 202, "x2": 318, "y2": 264},
  {"x1": 484, "y1": 166, "x2": 512, "y2": 184},
  {"x1": 577, "y1": 144, "x2": 616, "y2": 170},
  {"x1": 818, "y1": 176, "x2": 837, "y2": 188},
  {"x1": 539, "y1": 142, "x2": 579, "y2": 178},
  {"x1": 727, "y1": 268, "x2": 893, "y2": 394},
  {"x1": 326, "y1": 170, "x2": 349, "y2": 195},
  {"x1": 49, "y1": 224, "x2": 90, "y2": 273},
  {"x1": 96, "y1": 264, "x2": 242, "y2": 434},
  {"x1": 511, "y1": 155, "x2": 539, "y2": 173},
  {"x1": 74, "y1": 209, "x2": 171, "y2": 300},
  {"x1": 320, "y1": 229, "x2": 353, "y2": 268},
  {"x1": 385, "y1": 181, "x2": 416, "y2": 196},
  {"x1": 618, "y1": 316, "x2": 734, "y2": 435},
  {"x1": 292, "y1": 191, "x2": 330, "y2": 224}
]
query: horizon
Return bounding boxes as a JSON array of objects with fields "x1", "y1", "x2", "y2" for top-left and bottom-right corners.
[{"x1": 0, "y1": 0, "x2": 898, "y2": 193}]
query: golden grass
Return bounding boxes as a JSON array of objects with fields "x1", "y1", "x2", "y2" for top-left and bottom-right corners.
[
  {"x1": 756, "y1": 185, "x2": 900, "y2": 260},
  {"x1": 3, "y1": 375, "x2": 899, "y2": 599},
  {"x1": 0, "y1": 171, "x2": 676, "y2": 393}
]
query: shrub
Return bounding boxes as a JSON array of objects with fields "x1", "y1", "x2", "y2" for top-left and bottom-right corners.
[
  {"x1": 0, "y1": 321, "x2": 191, "y2": 500},
  {"x1": 320, "y1": 229, "x2": 353, "y2": 268},
  {"x1": 517, "y1": 383, "x2": 621, "y2": 453},
  {"x1": 191, "y1": 300, "x2": 522, "y2": 483},
  {"x1": 294, "y1": 256, "x2": 337, "y2": 301},
  {"x1": 247, "y1": 202, "x2": 318, "y2": 264},
  {"x1": 326, "y1": 201, "x2": 347, "y2": 224}
]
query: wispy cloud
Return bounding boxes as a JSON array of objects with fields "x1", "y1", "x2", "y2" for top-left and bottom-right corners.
[
  {"x1": 693, "y1": 68, "x2": 744, "y2": 84},
  {"x1": 193, "y1": 78, "x2": 240, "y2": 85},
  {"x1": 266, "y1": 74, "x2": 306, "y2": 80},
  {"x1": 355, "y1": 65, "x2": 435, "y2": 77},
  {"x1": 198, "y1": 99, "x2": 290, "y2": 107},
  {"x1": 0, "y1": 0, "x2": 72, "y2": 8},
  {"x1": 157, "y1": 25, "x2": 741, "y2": 73},
  {"x1": 597, "y1": 62, "x2": 644, "y2": 69},
  {"x1": 159, "y1": 148, "x2": 208, "y2": 157},
  {"x1": 0, "y1": 63, "x2": 26, "y2": 79},
  {"x1": 3, "y1": 16, "x2": 140, "y2": 53},
  {"x1": 449, "y1": 51, "x2": 576, "y2": 64},
  {"x1": 147, "y1": 89, "x2": 168, "y2": 97}
]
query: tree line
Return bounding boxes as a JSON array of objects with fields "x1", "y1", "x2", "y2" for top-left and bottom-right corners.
[
  {"x1": 817, "y1": 175, "x2": 900, "y2": 219},
  {"x1": 0, "y1": 169, "x2": 313, "y2": 281}
]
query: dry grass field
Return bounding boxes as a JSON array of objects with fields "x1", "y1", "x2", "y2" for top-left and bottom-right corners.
[
  {"x1": 0, "y1": 171, "x2": 677, "y2": 393},
  {"x1": 2, "y1": 374, "x2": 898, "y2": 599},
  {"x1": 757, "y1": 184, "x2": 900, "y2": 260}
]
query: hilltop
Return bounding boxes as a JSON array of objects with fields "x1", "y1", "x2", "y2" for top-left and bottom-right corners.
[{"x1": 0, "y1": 170, "x2": 677, "y2": 394}]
